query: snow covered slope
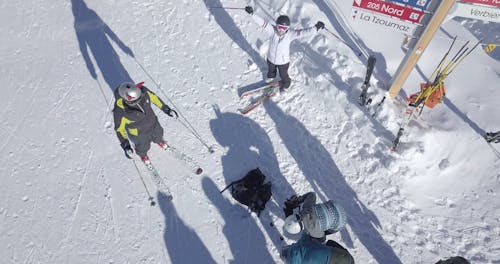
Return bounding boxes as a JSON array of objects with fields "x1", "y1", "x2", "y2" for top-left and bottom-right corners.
[{"x1": 1, "y1": 0, "x2": 499, "y2": 263}]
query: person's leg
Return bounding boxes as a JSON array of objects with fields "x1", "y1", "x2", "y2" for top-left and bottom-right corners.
[
  {"x1": 277, "y1": 63, "x2": 291, "y2": 89},
  {"x1": 267, "y1": 59, "x2": 277, "y2": 80},
  {"x1": 151, "y1": 119, "x2": 165, "y2": 145},
  {"x1": 133, "y1": 134, "x2": 152, "y2": 159}
]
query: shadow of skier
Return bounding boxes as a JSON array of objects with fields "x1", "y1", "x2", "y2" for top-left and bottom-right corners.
[
  {"x1": 454, "y1": 17, "x2": 500, "y2": 61},
  {"x1": 312, "y1": 0, "x2": 393, "y2": 87},
  {"x1": 71, "y1": 0, "x2": 134, "y2": 92},
  {"x1": 157, "y1": 192, "x2": 217, "y2": 264},
  {"x1": 203, "y1": 0, "x2": 267, "y2": 78},
  {"x1": 299, "y1": 43, "x2": 395, "y2": 140},
  {"x1": 209, "y1": 105, "x2": 296, "y2": 251},
  {"x1": 202, "y1": 177, "x2": 276, "y2": 263},
  {"x1": 264, "y1": 100, "x2": 402, "y2": 264}
]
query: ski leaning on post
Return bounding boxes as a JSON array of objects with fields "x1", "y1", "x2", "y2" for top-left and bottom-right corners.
[
  {"x1": 238, "y1": 82, "x2": 281, "y2": 114},
  {"x1": 391, "y1": 36, "x2": 481, "y2": 151},
  {"x1": 359, "y1": 55, "x2": 376, "y2": 106}
]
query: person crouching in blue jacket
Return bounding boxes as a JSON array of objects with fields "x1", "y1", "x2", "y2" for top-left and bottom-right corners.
[
  {"x1": 281, "y1": 234, "x2": 354, "y2": 264},
  {"x1": 281, "y1": 192, "x2": 354, "y2": 263}
]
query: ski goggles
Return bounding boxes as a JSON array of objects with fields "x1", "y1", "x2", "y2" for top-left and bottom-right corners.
[
  {"x1": 277, "y1": 25, "x2": 289, "y2": 32},
  {"x1": 125, "y1": 93, "x2": 143, "y2": 105}
]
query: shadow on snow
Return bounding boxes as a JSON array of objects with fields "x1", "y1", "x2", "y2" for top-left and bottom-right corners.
[
  {"x1": 71, "y1": 0, "x2": 134, "y2": 92},
  {"x1": 203, "y1": 0, "x2": 267, "y2": 78},
  {"x1": 209, "y1": 105, "x2": 296, "y2": 258},
  {"x1": 202, "y1": 177, "x2": 275, "y2": 264},
  {"x1": 312, "y1": 0, "x2": 393, "y2": 87},
  {"x1": 264, "y1": 100, "x2": 402, "y2": 264},
  {"x1": 158, "y1": 192, "x2": 217, "y2": 264}
]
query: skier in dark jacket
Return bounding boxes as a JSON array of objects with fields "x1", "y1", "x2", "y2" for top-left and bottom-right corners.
[
  {"x1": 281, "y1": 234, "x2": 354, "y2": 264},
  {"x1": 113, "y1": 82, "x2": 178, "y2": 164},
  {"x1": 283, "y1": 192, "x2": 346, "y2": 239}
]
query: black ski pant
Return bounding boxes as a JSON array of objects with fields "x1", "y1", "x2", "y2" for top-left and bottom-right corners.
[
  {"x1": 130, "y1": 119, "x2": 164, "y2": 157},
  {"x1": 267, "y1": 59, "x2": 291, "y2": 89}
]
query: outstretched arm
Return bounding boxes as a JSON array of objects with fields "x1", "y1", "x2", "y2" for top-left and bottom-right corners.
[
  {"x1": 142, "y1": 86, "x2": 178, "y2": 118},
  {"x1": 104, "y1": 23, "x2": 134, "y2": 57},
  {"x1": 246, "y1": 7, "x2": 274, "y2": 36},
  {"x1": 289, "y1": 27, "x2": 316, "y2": 40},
  {"x1": 290, "y1": 21, "x2": 325, "y2": 40}
]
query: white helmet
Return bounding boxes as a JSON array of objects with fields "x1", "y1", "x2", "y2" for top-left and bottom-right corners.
[
  {"x1": 118, "y1": 82, "x2": 142, "y2": 105},
  {"x1": 284, "y1": 214, "x2": 303, "y2": 235}
]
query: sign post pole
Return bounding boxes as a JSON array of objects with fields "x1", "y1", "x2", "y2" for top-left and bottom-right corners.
[{"x1": 387, "y1": 0, "x2": 457, "y2": 99}]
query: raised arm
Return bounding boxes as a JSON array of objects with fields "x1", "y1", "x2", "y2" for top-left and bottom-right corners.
[
  {"x1": 289, "y1": 21, "x2": 325, "y2": 40},
  {"x1": 245, "y1": 6, "x2": 274, "y2": 36}
]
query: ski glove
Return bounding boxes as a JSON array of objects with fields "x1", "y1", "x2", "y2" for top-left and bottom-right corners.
[
  {"x1": 163, "y1": 105, "x2": 178, "y2": 119},
  {"x1": 245, "y1": 6, "x2": 253, "y2": 15},
  {"x1": 121, "y1": 141, "x2": 134, "y2": 159},
  {"x1": 283, "y1": 195, "x2": 302, "y2": 217},
  {"x1": 315, "y1": 21, "x2": 325, "y2": 31}
]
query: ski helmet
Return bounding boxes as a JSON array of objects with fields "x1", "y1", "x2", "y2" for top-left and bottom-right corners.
[
  {"x1": 276, "y1": 15, "x2": 290, "y2": 26},
  {"x1": 313, "y1": 201, "x2": 346, "y2": 233},
  {"x1": 284, "y1": 214, "x2": 303, "y2": 235},
  {"x1": 118, "y1": 82, "x2": 142, "y2": 105}
]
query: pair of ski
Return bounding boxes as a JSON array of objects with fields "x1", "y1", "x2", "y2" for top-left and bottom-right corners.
[
  {"x1": 139, "y1": 143, "x2": 203, "y2": 204},
  {"x1": 391, "y1": 36, "x2": 481, "y2": 151},
  {"x1": 238, "y1": 82, "x2": 282, "y2": 114},
  {"x1": 358, "y1": 56, "x2": 385, "y2": 117}
]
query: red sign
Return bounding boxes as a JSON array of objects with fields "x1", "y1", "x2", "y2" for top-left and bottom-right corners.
[
  {"x1": 459, "y1": 0, "x2": 500, "y2": 7},
  {"x1": 352, "y1": 0, "x2": 425, "y2": 23}
]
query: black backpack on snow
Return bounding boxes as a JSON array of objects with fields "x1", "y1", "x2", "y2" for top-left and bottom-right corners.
[{"x1": 220, "y1": 168, "x2": 272, "y2": 216}]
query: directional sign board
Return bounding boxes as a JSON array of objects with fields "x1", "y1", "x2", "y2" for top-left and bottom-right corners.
[
  {"x1": 351, "y1": 7, "x2": 419, "y2": 34},
  {"x1": 387, "y1": 0, "x2": 432, "y2": 10},
  {"x1": 352, "y1": 0, "x2": 426, "y2": 24},
  {"x1": 451, "y1": 1, "x2": 500, "y2": 23},
  {"x1": 459, "y1": 0, "x2": 500, "y2": 7}
]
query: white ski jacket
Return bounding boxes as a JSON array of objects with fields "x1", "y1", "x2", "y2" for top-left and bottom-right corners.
[{"x1": 252, "y1": 14, "x2": 317, "y2": 65}]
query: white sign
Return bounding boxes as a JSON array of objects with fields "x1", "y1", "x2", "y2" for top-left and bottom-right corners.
[
  {"x1": 450, "y1": 2, "x2": 500, "y2": 22},
  {"x1": 351, "y1": 7, "x2": 420, "y2": 34}
]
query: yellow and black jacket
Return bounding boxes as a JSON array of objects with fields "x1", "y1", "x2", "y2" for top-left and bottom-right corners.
[{"x1": 113, "y1": 86, "x2": 169, "y2": 146}]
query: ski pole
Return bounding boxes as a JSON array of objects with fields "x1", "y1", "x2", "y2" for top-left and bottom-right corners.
[
  {"x1": 131, "y1": 159, "x2": 156, "y2": 206},
  {"x1": 177, "y1": 118, "x2": 215, "y2": 153},
  {"x1": 428, "y1": 36, "x2": 456, "y2": 83},
  {"x1": 132, "y1": 57, "x2": 215, "y2": 153},
  {"x1": 209, "y1": 6, "x2": 245, "y2": 10},
  {"x1": 324, "y1": 27, "x2": 362, "y2": 57},
  {"x1": 447, "y1": 38, "x2": 483, "y2": 76}
]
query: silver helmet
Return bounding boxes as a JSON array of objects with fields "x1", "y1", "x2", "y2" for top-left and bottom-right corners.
[
  {"x1": 118, "y1": 82, "x2": 142, "y2": 105},
  {"x1": 283, "y1": 214, "x2": 303, "y2": 235}
]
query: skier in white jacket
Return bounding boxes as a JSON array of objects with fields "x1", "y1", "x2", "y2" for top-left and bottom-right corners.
[{"x1": 245, "y1": 6, "x2": 325, "y2": 91}]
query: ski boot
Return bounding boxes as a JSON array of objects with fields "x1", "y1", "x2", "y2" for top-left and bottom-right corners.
[
  {"x1": 484, "y1": 132, "x2": 500, "y2": 143},
  {"x1": 140, "y1": 155, "x2": 154, "y2": 170},
  {"x1": 157, "y1": 141, "x2": 168, "y2": 150}
]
